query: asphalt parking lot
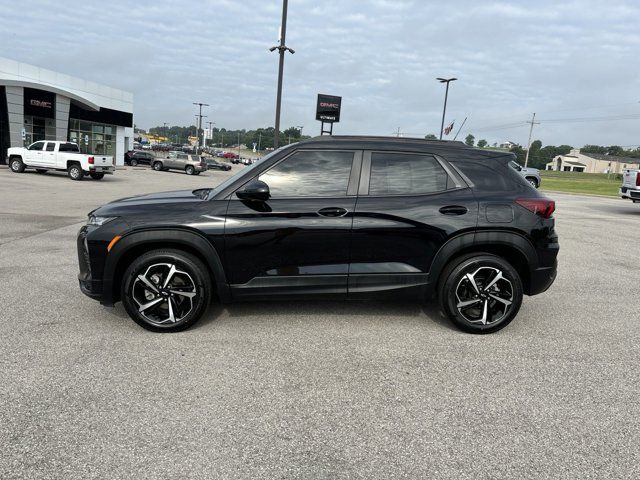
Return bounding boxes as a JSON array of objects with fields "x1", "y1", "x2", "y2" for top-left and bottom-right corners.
[{"x1": 1, "y1": 166, "x2": 638, "y2": 479}]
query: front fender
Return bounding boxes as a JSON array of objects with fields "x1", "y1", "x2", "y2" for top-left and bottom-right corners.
[{"x1": 101, "y1": 228, "x2": 229, "y2": 305}]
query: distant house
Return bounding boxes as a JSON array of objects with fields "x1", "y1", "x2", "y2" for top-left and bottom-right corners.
[
  {"x1": 546, "y1": 148, "x2": 640, "y2": 173},
  {"x1": 499, "y1": 141, "x2": 519, "y2": 149}
]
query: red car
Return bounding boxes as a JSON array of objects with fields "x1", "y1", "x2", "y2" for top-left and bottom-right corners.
[{"x1": 222, "y1": 152, "x2": 239, "y2": 159}]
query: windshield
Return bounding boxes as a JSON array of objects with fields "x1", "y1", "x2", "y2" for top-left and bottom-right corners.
[{"x1": 208, "y1": 145, "x2": 293, "y2": 197}]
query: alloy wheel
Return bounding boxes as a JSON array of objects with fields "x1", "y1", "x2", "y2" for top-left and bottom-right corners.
[
  {"x1": 131, "y1": 263, "x2": 198, "y2": 325},
  {"x1": 455, "y1": 266, "x2": 513, "y2": 325},
  {"x1": 11, "y1": 160, "x2": 22, "y2": 172}
]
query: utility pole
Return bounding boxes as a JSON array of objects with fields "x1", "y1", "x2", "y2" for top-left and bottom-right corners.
[
  {"x1": 396, "y1": 127, "x2": 401, "y2": 137},
  {"x1": 270, "y1": 0, "x2": 295, "y2": 149},
  {"x1": 437, "y1": 77, "x2": 457, "y2": 140},
  {"x1": 524, "y1": 113, "x2": 539, "y2": 168},
  {"x1": 237, "y1": 131, "x2": 241, "y2": 159},
  {"x1": 258, "y1": 132, "x2": 262, "y2": 152},
  {"x1": 163, "y1": 122, "x2": 168, "y2": 142},
  {"x1": 193, "y1": 102, "x2": 209, "y2": 154},
  {"x1": 221, "y1": 131, "x2": 224, "y2": 148}
]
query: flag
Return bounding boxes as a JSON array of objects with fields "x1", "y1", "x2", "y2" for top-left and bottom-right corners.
[{"x1": 444, "y1": 121, "x2": 455, "y2": 136}]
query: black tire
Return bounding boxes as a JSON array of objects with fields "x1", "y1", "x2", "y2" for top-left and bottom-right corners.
[
  {"x1": 526, "y1": 177, "x2": 539, "y2": 188},
  {"x1": 10, "y1": 157, "x2": 25, "y2": 173},
  {"x1": 36, "y1": 169, "x2": 47, "y2": 174},
  {"x1": 194, "y1": 171, "x2": 201, "y2": 175},
  {"x1": 121, "y1": 249, "x2": 212, "y2": 332},
  {"x1": 438, "y1": 253, "x2": 523, "y2": 334},
  {"x1": 152, "y1": 161, "x2": 163, "y2": 171},
  {"x1": 67, "y1": 163, "x2": 83, "y2": 181},
  {"x1": 130, "y1": 159, "x2": 138, "y2": 167},
  {"x1": 90, "y1": 172, "x2": 105, "y2": 180},
  {"x1": 185, "y1": 165, "x2": 195, "y2": 175}
]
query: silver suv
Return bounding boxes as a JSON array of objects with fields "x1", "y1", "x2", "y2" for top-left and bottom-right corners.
[
  {"x1": 151, "y1": 151, "x2": 207, "y2": 175},
  {"x1": 509, "y1": 161, "x2": 541, "y2": 188}
]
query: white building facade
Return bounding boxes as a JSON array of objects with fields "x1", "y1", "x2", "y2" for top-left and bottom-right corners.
[{"x1": 0, "y1": 57, "x2": 133, "y2": 166}]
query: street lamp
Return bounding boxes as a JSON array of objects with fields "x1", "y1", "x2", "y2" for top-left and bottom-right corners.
[
  {"x1": 193, "y1": 102, "x2": 209, "y2": 153},
  {"x1": 436, "y1": 77, "x2": 457, "y2": 140},
  {"x1": 297, "y1": 125, "x2": 304, "y2": 139},
  {"x1": 270, "y1": 0, "x2": 295, "y2": 149}
]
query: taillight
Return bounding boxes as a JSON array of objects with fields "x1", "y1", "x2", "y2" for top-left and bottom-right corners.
[
  {"x1": 636, "y1": 172, "x2": 640, "y2": 187},
  {"x1": 88, "y1": 156, "x2": 94, "y2": 164},
  {"x1": 516, "y1": 198, "x2": 555, "y2": 219}
]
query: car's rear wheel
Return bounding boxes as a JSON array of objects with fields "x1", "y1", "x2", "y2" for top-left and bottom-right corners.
[
  {"x1": 90, "y1": 172, "x2": 105, "y2": 180},
  {"x1": 10, "y1": 157, "x2": 25, "y2": 173},
  {"x1": 152, "y1": 161, "x2": 163, "y2": 171},
  {"x1": 438, "y1": 254, "x2": 523, "y2": 334},
  {"x1": 130, "y1": 159, "x2": 138, "y2": 167},
  {"x1": 121, "y1": 249, "x2": 212, "y2": 332},
  {"x1": 526, "y1": 177, "x2": 538, "y2": 188},
  {"x1": 185, "y1": 165, "x2": 195, "y2": 175},
  {"x1": 67, "y1": 163, "x2": 83, "y2": 181}
]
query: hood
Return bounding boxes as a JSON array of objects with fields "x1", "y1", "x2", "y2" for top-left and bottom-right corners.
[
  {"x1": 91, "y1": 188, "x2": 210, "y2": 216},
  {"x1": 522, "y1": 167, "x2": 540, "y2": 174}
]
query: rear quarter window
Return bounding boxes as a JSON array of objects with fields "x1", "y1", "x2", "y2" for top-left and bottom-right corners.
[{"x1": 450, "y1": 160, "x2": 525, "y2": 191}]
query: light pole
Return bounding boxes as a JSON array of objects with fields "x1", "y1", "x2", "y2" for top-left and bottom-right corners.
[
  {"x1": 206, "y1": 121, "x2": 214, "y2": 150},
  {"x1": 297, "y1": 125, "x2": 304, "y2": 139},
  {"x1": 163, "y1": 122, "x2": 168, "y2": 142},
  {"x1": 270, "y1": 0, "x2": 295, "y2": 149},
  {"x1": 193, "y1": 102, "x2": 209, "y2": 153},
  {"x1": 436, "y1": 77, "x2": 457, "y2": 140}
]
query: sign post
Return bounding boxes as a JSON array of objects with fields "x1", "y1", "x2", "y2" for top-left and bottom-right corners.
[{"x1": 315, "y1": 94, "x2": 342, "y2": 136}]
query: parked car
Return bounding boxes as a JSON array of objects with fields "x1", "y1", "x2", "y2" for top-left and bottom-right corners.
[
  {"x1": 509, "y1": 161, "x2": 541, "y2": 188},
  {"x1": 150, "y1": 152, "x2": 207, "y2": 175},
  {"x1": 204, "y1": 157, "x2": 232, "y2": 171},
  {"x1": 8, "y1": 141, "x2": 113, "y2": 180},
  {"x1": 222, "y1": 151, "x2": 239, "y2": 159},
  {"x1": 619, "y1": 168, "x2": 640, "y2": 203},
  {"x1": 77, "y1": 136, "x2": 558, "y2": 333},
  {"x1": 125, "y1": 150, "x2": 155, "y2": 167}
]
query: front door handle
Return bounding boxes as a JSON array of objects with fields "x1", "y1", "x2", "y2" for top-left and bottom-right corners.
[
  {"x1": 439, "y1": 205, "x2": 468, "y2": 216},
  {"x1": 317, "y1": 207, "x2": 348, "y2": 217}
]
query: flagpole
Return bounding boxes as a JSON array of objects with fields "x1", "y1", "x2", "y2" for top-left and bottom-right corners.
[{"x1": 453, "y1": 116, "x2": 467, "y2": 141}]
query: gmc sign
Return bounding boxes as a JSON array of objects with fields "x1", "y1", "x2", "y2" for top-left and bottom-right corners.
[{"x1": 315, "y1": 94, "x2": 342, "y2": 123}]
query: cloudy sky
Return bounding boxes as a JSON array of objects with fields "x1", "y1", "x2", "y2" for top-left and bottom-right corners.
[{"x1": 2, "y1": 0, "x2": 639, "y2": 147}]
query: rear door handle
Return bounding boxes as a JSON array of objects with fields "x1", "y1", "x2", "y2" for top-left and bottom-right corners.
[
  {"x1": 439, "y1": 205, "x2": 468, "y2": 216},
  {"x1": 317, "y1": 207, "x2": 348, "y2": 217}
]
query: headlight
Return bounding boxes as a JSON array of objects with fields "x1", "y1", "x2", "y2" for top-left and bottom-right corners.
[{"x1": 87, "y1": 215, "x2": 117, "y2": 226}]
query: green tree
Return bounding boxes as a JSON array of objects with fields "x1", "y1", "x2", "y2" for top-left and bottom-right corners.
[
  {"x1": 477, "y1": 139, "x2": 487, "y2": 148},
  {"x1": 465, "y1": 134, "x2": 475, "y2": 146},
  {"x1": 425, "y1": 133, "x2": 438, "y2": 140}
]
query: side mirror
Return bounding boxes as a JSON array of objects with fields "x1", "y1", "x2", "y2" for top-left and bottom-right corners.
[{"x1": 236, "y1": 180, "x2": 270, "y2": 201}]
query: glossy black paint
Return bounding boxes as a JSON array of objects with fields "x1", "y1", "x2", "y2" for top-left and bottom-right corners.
[{"x1": 78, "y1": 136, "x2": 559, "y2": 307}]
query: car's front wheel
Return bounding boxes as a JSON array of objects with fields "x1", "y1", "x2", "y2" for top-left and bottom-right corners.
[
  {"x1": 130, "y1": 159, "x2": 138, "y2": 167},
  {"x1": 121, "y1": 249, "x2": 212, "y2": 332},
  {"x1": 10, "y1": 157, "x2": 25, "y2": 173},
  {"x1": 152, "y1": 161, "x2": 163, "y2": 171},
  {"x1": 438, "y1": 254, "x2": 523, "y2": 334}
]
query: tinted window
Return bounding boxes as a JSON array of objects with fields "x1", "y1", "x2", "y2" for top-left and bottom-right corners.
[
  {"x1": 59, "y1": 143, "x2": 80, "y2": 152},
  {"x1": 259, "y1": 151, "x2": 354, "y2": 197},
  {"x1": 369, "y1": 153, "x2": 448, "y2": 195},
  {"x1": 28, "y1": 142, "x2": 45, "y2": 151},
  {"x1": 451, "y1": 161, "x2": 514, "y2": 191},
  {"x1": 177, "y1": 154, "x2": 188, "y2": 160},
  {"x1": 45, "y1": 142, "x2": 56, "y2": 152}
]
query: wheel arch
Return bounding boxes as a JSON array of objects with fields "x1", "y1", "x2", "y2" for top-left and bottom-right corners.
[
  {"x1": 428, "y1": 230, "x2": 538, "y2": 297},
  {"x1": 103, "y1": 228, "x2": 230, "y2": 305}
]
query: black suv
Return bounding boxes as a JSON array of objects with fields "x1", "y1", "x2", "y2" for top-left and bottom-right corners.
[
  {"x1": 78, "y1": 136, "x2": 558, "y2": 333},
  {"x1": 125, "y1": 150, "x2": 155, "y2": 167}
]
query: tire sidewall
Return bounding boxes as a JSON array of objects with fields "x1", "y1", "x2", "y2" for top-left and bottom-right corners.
[
  {"x1": 440, "y1": 255, "x2": 523, "y2": 334},
  {"x1": 68, "y1": 164, "x2": 83, "y2": 180},
  {"x1": 130, "y1": 159, "x2": 138, "y2": 167},
  {"x1": 121, "y1": 250, "x2": 211, "y2": 332},
  {"x1": 185, "y1": 165, "x2": 194, "y2": 175},
  {"x1": 10, "y1": 158, "x2": 24, "y2": 172},
  {"x1": 153, "y1": 162, "x2": 162, "y2": 171}
]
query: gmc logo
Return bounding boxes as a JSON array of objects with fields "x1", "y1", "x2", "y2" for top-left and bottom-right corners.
[
  {"x1": 319, "y1": 102, "x2": 339, "y2": 108},
  {"x1": 30, "y1": 99, "x2": 52, "y2": 109}
]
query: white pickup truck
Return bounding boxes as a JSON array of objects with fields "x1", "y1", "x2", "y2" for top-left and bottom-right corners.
[
  {"x1": 620, "y1": 168, "x2": 640, "y2": 203},
  {"x1": 7, "y1": 140, "x2": 114, "y2": 181}
]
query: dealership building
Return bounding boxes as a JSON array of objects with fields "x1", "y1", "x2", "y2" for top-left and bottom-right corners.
[{"x1": 0, "y1": 57, "x2": 133, "y2": 165}]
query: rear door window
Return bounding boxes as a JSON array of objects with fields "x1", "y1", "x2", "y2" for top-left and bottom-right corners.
[
  {"x1": 368, "y1": 152, "x2": 449, "y2": 195},
  {"x1": 45, "y1": 142, "x2": 56, "y2": 152}
]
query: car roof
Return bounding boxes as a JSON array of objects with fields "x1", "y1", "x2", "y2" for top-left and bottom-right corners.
[{"x1": 294, "y1": 135, "x2": 514, "y2": 161}]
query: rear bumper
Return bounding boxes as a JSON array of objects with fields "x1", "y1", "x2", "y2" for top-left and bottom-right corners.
[
  {"x1": 620, "y1": 187, "x2": 640, "y2": 200},
  {"x1": 89, "y1": 166, "x2": 115, "y2": 174},
  {"x1": 527, "y1": 260, "x2": 557, "y2": 295}
]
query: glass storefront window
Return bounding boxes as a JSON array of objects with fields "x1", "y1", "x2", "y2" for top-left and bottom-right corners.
[{"x1": 69, "y1": 118, "x2": 117, "y2": 155}]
